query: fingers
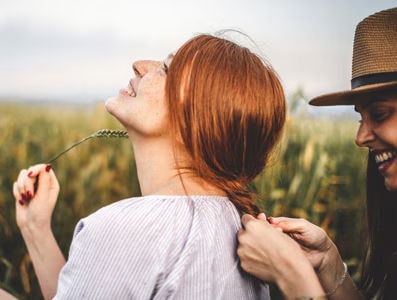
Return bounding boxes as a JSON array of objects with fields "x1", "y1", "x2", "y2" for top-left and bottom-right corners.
[
  {"x1": 35, "y1": 164, "x2": 59, "y2": 196},
  {"x1": 13, "y1": 164, "x2": 53, "y2": 205},
  {"x1": 256, "y1": 212, "x2": 267, "y2": 221},
  {"x1": 13, "y1": 181, "x2": 26, "y2": 206},
  {"x1": 267, "y1": 217, "x2": 308, "y2": 233},
  {"x1": 240, "y1": 213, "x2": 256, "y2": 228},
  {"x1": 13, "y1": 168, "x2": 34, "y2": 204},
  {"x1": 242, "y1": 212, "x2": 269, "y2": 225}
]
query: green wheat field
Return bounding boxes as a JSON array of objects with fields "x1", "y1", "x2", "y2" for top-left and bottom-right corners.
[{"x1": 0, "y1": 100, "x2": 367, "y2": 299}]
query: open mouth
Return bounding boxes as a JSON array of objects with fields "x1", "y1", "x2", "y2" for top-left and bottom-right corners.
[
  {"x1": 126, "y1": 86, "x2": 136, "y2": 97},
  {"x1": 374, "y1": 150, "x2": 397, "y2": 171},
  {"x1": 127, "y1": 79, "x2": 136, "y2": 97},
  {"x1": 119, "y1": 88, "x2": 136, "y2": 97},
  {"x1": 119, "y1": 81, "x2": 136, "y2": 97}
]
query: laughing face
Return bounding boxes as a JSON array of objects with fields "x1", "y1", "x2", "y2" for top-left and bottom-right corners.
[
  {"x1": 355, "y1": 92, "x2": 397, "y2": 191},
  {"x1": 105, "y1": 57, "x2": 172, "y2": 139}
]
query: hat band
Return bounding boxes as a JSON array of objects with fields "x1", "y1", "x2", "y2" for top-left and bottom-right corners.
[{"x1": 351, "y1": 71, "x2": 397, "y2": 89}]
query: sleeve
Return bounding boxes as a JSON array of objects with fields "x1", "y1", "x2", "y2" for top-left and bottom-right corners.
[{"x1": 55, "y1": 200, "x2": 173, "y2": 299}]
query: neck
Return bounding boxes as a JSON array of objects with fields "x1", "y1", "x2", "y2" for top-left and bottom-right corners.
[
  {"x1": 130, "y1": 135, "x2": 177, "y2": 195},
  {"x1": 130, "y1": 135, "x2": 225, "y2": 197}
]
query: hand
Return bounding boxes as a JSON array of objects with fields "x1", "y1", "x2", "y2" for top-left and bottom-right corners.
[
  {"x1": 237, "y1": 214, "x2": 325, "y2": 299},
  {"x1": 267, "y1": 216, "x2": 337, "y2": 272},
  {"x1": 238, "y1": 214, "x2": 312, "y2": 282},
  {"x1": 13, "y1": 164, "x2": 66, "y2": 300},
  {"x1": 0, "y1": 288, "x2": 17, "y2": 300},
  {"x1": 267, "y1": 216, "x2": 351, "y2": 297},
  {"x1": 13, "y1": 164, "x2": 59, "y2": 232}
]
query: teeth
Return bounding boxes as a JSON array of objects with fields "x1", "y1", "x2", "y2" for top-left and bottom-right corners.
[
  {"x1": 126, "y1": 86, "x2": 136, "y2": 97},
  {"x1": 375, "y1": 151, "x2": 396, "y2": 164}
]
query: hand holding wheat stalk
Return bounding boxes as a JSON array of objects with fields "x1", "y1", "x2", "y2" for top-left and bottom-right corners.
[{"x1": 46, "y1": 129, "x2": 129, "y2": 164}]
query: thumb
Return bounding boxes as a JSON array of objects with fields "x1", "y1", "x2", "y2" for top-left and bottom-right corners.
[
  {"x1": 34, "y1": 165, "x2": 59, "y2": 201},
  {"x1": 257, "y1": 213, "x2": 267, "y2": 221},
  {"x1": 241, "y1": 214, "x2": 255, "y2": 227}
]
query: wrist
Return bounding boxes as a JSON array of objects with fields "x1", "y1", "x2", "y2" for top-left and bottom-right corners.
[
  {"x1": 20, "y1": 223, "x2": 54, "y2": 244},
  {"x1": 276, "y1": 258, "x2": 325, "y2": 300},
  {"x1": 316, "y1": 242, "x2": 344, "y2": 289},
  {"x1": 324, "y1": 262, "x2": 348, "y2": 296},
  {"x1": 316, "y1": 249, "x2": 350, "y2": 297}
]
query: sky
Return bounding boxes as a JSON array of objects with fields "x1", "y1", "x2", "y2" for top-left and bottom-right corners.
[{"x1": 0, "y1": 0, "x2": 396, "y2": 110}]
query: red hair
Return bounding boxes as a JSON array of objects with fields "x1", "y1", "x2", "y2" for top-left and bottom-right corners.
[{"x1": 166, "y1": 34, "x2": 286, "y2": 215}]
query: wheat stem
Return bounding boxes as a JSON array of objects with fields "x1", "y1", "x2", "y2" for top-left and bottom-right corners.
[{"x1": 46, "y1": 129, "x2": 128, "y2": 164}]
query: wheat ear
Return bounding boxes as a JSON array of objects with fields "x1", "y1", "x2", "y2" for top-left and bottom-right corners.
[{"x1": 46, "y1": 129, "x2": 128, "y2": 164}]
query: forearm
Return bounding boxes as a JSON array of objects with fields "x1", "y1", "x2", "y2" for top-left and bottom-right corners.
[
  {"x1": 0, "y1": 289, "x2": 18, "y2": 300},
  {"x1": 317, "y1": 244, "x2": 364, "y2": 300},
  {"x1": 328, "y1": 273, "x2": 364, "y2": 300},
  {"x1": 276, "y1": 258, "x2": 325, "y2": 299},
  {"x1": 21, "y1": 226, "x2": 65, "y2": 300}
]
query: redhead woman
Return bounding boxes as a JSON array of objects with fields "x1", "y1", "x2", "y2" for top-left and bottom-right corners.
[
  {"x1": 12, "y1": 33, "x2": 286, "y2": 299},
  {"x1": 237, "y1": 7, "x2": 397, "y2": 300}
]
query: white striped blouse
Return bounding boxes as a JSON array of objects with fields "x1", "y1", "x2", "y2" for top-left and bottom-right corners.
[{"x1": 54, "y1": 195, "x2": 269, "y2": 299}]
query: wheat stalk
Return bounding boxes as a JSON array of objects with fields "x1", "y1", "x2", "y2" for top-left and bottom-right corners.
[{"x1": 46, "y1": 129, "x2": 128, "y2": 164}]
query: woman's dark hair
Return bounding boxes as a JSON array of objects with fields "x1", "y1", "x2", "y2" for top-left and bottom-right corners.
[{"x1": 361, "y1": 151, "x2": 397, "y2": 299}]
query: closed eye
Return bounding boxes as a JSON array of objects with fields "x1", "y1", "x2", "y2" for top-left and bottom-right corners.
[
  {"x1": 133, "y1": 66, "x2": 141, "y2": 77},
  {"x1": 162, "y1": 62, "x2": 168, "y2": 74},
  {"x1": 371, "y1": 111, "x2": 390, "y2": 122}
]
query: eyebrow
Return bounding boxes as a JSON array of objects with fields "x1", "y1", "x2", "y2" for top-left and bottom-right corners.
[{"x1": 354, "y1": 97, "x2": 390, "y2": 112}]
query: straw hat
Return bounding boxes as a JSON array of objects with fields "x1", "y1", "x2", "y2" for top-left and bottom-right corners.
[{"x1": 309, "y1": 7, "x2": 397, "y2": 106}]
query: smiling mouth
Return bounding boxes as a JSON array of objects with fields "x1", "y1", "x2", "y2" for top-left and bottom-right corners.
[
  {"x1": 374, "y1": 150, "x2": 397, "y2": 170},
  {"x1": 119, "y1": 87, "x2": 136, "y2": 97},
  {"x1": 127, "y1": 87, "x2": 136, "y2": 97},
  {"x1": 127, "y1": 79, "x2": 136, "y2": 97}
]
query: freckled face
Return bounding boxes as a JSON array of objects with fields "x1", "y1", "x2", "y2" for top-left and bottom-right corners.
[
  {"x1": 355, "y1": 93, "x2": 397, "y2": 191},
  {"x1": 105, "y1": 58, "x2": 171, "y2": 139}
]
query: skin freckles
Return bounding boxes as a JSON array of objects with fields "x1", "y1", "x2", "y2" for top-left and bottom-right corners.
[
  {"x1": 105, "y1": 59, "x2": 170, "y2": 139},
  {"x1": 354, "y1": 93, "x2": 397, "y2": 191}
]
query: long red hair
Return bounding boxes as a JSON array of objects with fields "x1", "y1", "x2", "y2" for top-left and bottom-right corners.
[{"x1": 166, "y1": 34, "x2": 286, "y2": 215}]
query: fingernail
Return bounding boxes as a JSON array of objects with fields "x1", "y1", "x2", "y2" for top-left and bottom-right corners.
[
  {"x1": 27, "y1": 171, "x2": 33, "y2": 177},
  {"x1": 21, "y1": 192, "x2": 31, "y2": 203},
  {"x1": 45, "y1": 164, "x2": 52, "y2": 172},
  {"x1": 21, "y1": 193, "x2": 28, "y2": 201},
  {"x1": 18, "y1": 199, "x2": 25, "y2": 206},
  {"x1": 258, "y1": 213, "x2": 267, "y2": 219}
]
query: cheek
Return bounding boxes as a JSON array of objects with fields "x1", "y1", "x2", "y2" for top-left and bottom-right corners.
[
  {"x1": 375, "y1": 123, "x2": 397, "y2": 147},
  {"x1": 137, "y1": 74, "x2": 166, "y2": 101},
  {"x1": 127, "y1": 109, "x2": 170, "y2": 138},
  {"x1": 125, "y1": 95, "x2": 170, "y2": 136}
]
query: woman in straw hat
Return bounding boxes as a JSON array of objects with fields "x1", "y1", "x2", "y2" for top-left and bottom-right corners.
[{"x1": 238, "y1": 7, "x2": 397, "y2": 300}]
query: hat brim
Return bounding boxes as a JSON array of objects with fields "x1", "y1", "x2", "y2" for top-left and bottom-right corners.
[{"x1": 309, "y1": 81, "x2": 397, "y2": 106}]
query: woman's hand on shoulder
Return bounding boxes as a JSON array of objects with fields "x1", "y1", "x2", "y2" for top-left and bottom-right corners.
[
  {"x1": 237, "y1": 214, "x2": 306, "y2": 281},
  {"x1": 237, "y1": 213, "x2": 325, "y2": 299},
  {"x1": 13, "y1": 163, "x2": 59, "y2": 233},
  {"x1": 266, "y1": 216, "x2": 338, "y2": 272}
]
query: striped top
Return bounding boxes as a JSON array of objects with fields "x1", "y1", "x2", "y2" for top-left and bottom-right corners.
[{"x1": 54, "y1": 195, "x2": 269, "y2": 299}]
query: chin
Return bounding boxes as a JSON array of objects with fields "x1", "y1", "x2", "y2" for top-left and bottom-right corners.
[
  {"x1": 104, "y1": 96, "x2": 118, "y2": 114},
  {"x1": 384, "y1": 179, "x2": 397, "y2": 192}
]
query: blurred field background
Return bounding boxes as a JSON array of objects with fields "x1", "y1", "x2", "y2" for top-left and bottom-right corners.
[{"x1": 0, "y1": 96, "x2": 367, "y2": 299}]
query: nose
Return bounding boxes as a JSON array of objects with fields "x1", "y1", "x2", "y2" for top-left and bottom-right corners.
[
  {"x1": 132, "y1": 60, "x2": 162, "y2": 77},
  {"x1": 355, "y1": 120, "x2": 375, "y2": 147}
]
